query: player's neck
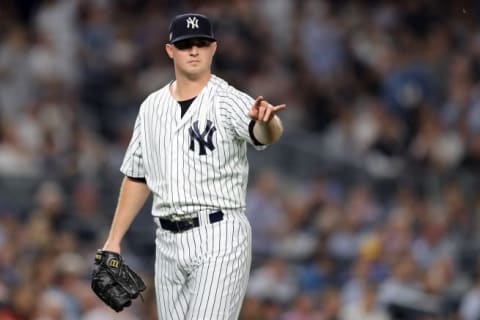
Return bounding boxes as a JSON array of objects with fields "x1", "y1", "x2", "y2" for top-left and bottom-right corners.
[{"x1": 171, "y1": 73, "x2": 211, "y2": 101}]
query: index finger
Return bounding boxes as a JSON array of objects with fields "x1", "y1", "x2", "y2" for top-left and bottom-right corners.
[
  {"x1": 253, "y1": 96, "x2": 264, "y2": 108},
  {"x1": 273, "y1": 104, "x2": 287, "y2": 112}
]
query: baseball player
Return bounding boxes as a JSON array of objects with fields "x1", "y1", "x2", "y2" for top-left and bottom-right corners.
[{"x1": 100, "y1": 13, "x2": 286, "y2": 319}]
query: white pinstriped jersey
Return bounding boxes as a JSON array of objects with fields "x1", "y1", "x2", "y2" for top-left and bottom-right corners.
[{"x1": 120, "y1": 75, "x2": 266, "y2": 217}]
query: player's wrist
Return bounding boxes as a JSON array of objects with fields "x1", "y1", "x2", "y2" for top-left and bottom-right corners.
[{"x1": 102, "y1": 241, "x2": 122, "y2": 254}]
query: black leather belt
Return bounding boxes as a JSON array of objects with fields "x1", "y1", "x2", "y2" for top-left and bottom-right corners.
[{"x1": 159, "y1": 211, "x2": 224, "y2": 233}]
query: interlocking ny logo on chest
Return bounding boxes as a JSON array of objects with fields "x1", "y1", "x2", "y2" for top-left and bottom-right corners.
[{"x1": 189, "y1": 120, "x2": 216, "y2": 155}]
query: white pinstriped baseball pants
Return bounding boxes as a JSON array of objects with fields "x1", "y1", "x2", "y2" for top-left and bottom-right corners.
[{"x1": 154, "y1": 211, "x2": 252, "y2": 320}]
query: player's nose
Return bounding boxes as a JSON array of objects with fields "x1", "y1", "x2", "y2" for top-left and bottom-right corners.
[{"x1": 189, "y1": 46, "x2": 199, "y2": 55}]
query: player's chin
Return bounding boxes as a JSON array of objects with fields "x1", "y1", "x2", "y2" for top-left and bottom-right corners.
[{"x1": 184, "y1": 65, "x2": 208, "y2": 77}]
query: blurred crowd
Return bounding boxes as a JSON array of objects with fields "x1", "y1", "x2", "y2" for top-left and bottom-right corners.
[{"x1": 1, "y1": 0, "x2": 480, "y2": 319}]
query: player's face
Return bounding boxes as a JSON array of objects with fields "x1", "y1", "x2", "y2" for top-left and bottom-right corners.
[{"x1": 166, "y1": 38, "x2": 217, "y2": 77}]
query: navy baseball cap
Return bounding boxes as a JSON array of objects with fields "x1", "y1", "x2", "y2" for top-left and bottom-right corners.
[{"x1": 169, "y1": 13, "x2": 216, "y2": 44}]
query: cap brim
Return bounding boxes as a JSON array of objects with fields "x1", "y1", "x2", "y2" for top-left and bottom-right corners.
[{"x1": 171, "y1": 35, "x2": 216, "y2": 44}]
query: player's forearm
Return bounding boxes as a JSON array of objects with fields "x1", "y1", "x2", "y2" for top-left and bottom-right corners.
[
  {"x1": 253, "y1": 115, "x2": 284, "y2": 144},
  {"x1": 103, "y1": 176, "x2": 151, "y2": 252}
]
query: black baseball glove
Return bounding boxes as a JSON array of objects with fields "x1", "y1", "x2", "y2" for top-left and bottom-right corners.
[{"x1": 91, "y1": 249, "x2": 146, "y2": 312}]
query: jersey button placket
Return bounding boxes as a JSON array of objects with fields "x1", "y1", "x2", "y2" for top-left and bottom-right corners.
[
  {"x1": 170, "y1": 140, "x2": 179, "y2": 214},
  {"x1": 166, "y1": 134, "x2": 175, "y2": 213}
]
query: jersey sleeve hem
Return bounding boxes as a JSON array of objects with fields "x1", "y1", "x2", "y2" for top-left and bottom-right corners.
[
  {"x1": 120, "y1": 165, "x2": 145, "y2": 179},
  {"x1": 126, "y1": 176, "x2": 147, "y2": 183}
]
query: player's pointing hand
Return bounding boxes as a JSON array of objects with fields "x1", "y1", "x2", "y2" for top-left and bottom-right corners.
[{"x1": 249, "y1": 96, "x2": 287, "y2": 123}]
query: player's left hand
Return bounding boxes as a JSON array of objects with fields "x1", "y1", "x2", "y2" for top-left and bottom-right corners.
[
  {"x1": 91, "y1": 250, "x2": 146, "y2": 312},
  {"x1": 249, "y1": 96, "x2": 286, "y2": 123}
]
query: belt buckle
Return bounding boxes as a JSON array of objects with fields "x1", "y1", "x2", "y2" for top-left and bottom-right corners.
[
  {"x1": 174, "y1": 220, "x2": 183, "y2": 232},
  {"x1": 175, "y1": 218, "x2": 195, "y2": 232}
]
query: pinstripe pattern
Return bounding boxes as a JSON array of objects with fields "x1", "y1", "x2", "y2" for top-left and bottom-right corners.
[
  {"x1": 120, "y1": 75, "x2": 264, "y2": 319},
  {"x1": 155, "y1": 213, "x2": 251, "y2": 320},
  {"x1": 120, "y1": 75, "x2": 265, "y2": 217}
]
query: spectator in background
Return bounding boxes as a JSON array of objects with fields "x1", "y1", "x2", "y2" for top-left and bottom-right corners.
[
  {"x1": 0, "y1": 25, "x2": 33, "y2": 118},
  {"x1": 317, "y1": 287, "x2": 342, "y2": 320},
  {"x1": 246, "y1": 169, "x2": 287, "y2": 261},
  {"x1": 274, "y1": 191, "x2": 319, "y2": 261},
  {"x1": 341, "y1": 283, "x2": 391, "y2": 320},
  {"x1": 342, "y1": 257, "x2": 375, "y2": 305},
  {"x1": 378, "y1": 253, "x2": 441, "y2": 318},
  {"x1": 32, "y1": 252, "x2": 87, "y2": 320},
  {"x1": 411, "y1": 212, "x2": 458, "y2": 270},
  {"x1": 299, "y1": 253, "x2": 336, "y2": 296},
  {"x1": 247, "y1": 257, "x2": 299, "y2": 306},
  {"x1": 326, "y1": 209, "x2": 362, "y2": 269},
  {"x1": 459, "y1": 262, "x2": 480, "y2": 320},
  {"x1": 282, "y1": 294, "x2": 322, "y2": 320}
]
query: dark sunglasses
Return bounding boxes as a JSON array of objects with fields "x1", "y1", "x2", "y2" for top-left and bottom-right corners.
[{"x1": 173, "y1": 38, "x2": 213, "y2": 50}]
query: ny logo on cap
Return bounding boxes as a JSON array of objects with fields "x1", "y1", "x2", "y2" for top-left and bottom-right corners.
[{"x1": 186, "y1": 16, "x2": 199, "y2": 29}]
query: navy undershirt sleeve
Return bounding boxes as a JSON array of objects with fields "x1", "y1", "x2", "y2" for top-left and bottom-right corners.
[
  {"x1": 127, "y1": 176, "x2": 147, "y2": 183},
  {"x1": 248, "y1": 120, "x2": 264, "y2": 146}
]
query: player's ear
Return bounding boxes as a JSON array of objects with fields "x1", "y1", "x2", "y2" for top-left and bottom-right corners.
[
  {"x1": 165, "y1": 44, "x2": 174, "y2": 59},
  {"x1": 211, "y1": 41, "x2": 217, "y2": 55}
]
